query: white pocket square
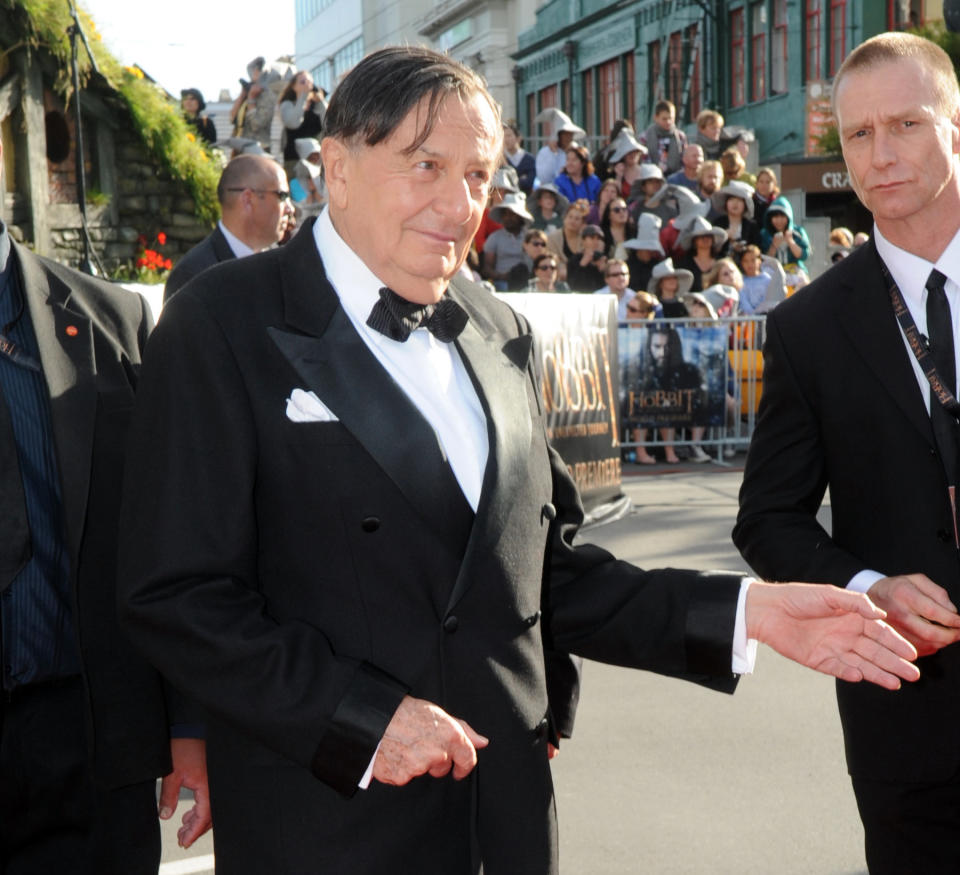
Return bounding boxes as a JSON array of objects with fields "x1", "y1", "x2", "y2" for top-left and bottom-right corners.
[{"x1": 285, "y1": 388, "x2": 339, "y2": 423}]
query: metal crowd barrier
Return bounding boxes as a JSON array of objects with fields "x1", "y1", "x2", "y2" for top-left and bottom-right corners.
[{"x1": 618, "y1": 315, "x2": 767, "y2": 464}]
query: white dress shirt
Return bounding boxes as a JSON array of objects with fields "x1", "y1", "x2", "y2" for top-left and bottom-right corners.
[
  {"x1": 218, "y1": 220, "x2": 257, "y2": 259},
  {"x1": 848, "y1": 225, "x2": 960, "y2": 593}
]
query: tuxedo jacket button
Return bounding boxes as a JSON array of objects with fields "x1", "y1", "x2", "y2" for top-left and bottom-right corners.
[
  {"x1": 361, "y1": 516, "x2": 380, "y2": 533},
  {"x1": 524, "y1": 610, "x2": 541, "y2": 628},
  {"x1": 541, "y1": 503, "x2": 557, "y2": 522},
  {"x1": 443, "y1": 615, "x2": 459, "y2": 633}
]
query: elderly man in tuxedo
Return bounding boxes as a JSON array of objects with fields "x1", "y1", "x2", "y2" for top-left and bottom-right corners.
[
  {"x1": 119, "y1": 46, "x2": 918, "y2": 875},
  {"x1": 735, "y1": 33, "x2": 960, "y2": 874}
]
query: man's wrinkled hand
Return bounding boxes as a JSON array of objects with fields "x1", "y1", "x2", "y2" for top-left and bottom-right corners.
[
  {"x1": 746, "y1": 581, "x2": 921, "y2": 689},
  {"x1": 158, "y1": 737, "x2": 212, "y2": 849},
  {"x1": 372, "y1": 695, "x2": 488, "y2": 786},
  {"x1": 868, "y1": 573, "x2": 960, "y2": 657}
]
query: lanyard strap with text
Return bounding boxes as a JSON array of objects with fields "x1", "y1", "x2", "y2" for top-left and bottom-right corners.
[
  {"x1": 878, "y1": 257, "x2": 960, "y2": 419},
  {"x1": 879, "y1": 256, "x2": 960, "y2": 547}
]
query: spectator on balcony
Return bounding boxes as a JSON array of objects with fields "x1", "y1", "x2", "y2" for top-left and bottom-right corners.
[
  {"x1": 230, "y1": 56, "x2": 277, "y2": 152},
  {"x1": 529, "y1": 253, "x2": 569, "y2": 292},
  {"x1": 181, "y1": 88, "x2": 216, "y2": 144},
  {"x1": 593, "y1": 118, "x2": 634, "y2": 179},
  {"x1": 554, "y1": 145, "x2": 602, "y2": 204},
  {"x1": 752, "y1": 166, "x2": 780, "y2": 227},
  {"x1": 622, "y1": 213, "x2": 666, "y2": 292},
  {"x1": 503, "y1": 122, "x2": 537, "y2": 194},
  {"x1": 648, "y1": 257, "x2": 694, "y2": 318},
  {"x1": 279, "y1": 71, "x2": 326, "y2": 170},
  {"x1": 697, "y1": 160, "x2": 724, "y2": 220},
  {"x1": 626, "y1": 291, "x2": 658, "y2": 320},
  {"x1": 702, "y1": 258, "x2": 743, "y2": 316},
  {"x1": 530, "y1": 183, "x2": 568, "y2": 233},
  {"x1": 666, "y1": 144, "x2": 704, "y2": 194},
  {"x1": 712, "y1": 180, "x2": 761, "y2": 256},
  {"x1": 606, "y1": 129, "x2": 648, "y2": 199},
  {"x1": 546, "y1": 198, "x2": 590, "y2": 281},
  {"x1": 475, "y1": 165, "x2": 518, "y2": 253},
  {"x1": 533, "y1": 108, "x2": 584, "y2": 186},
  {"x1": 736, "y1": 244, "x2": 780, "y2": 314},
  {"x1": 694, "y1": 109, "x2": 724, "y2": 160},
  {"x1": 629, "y1": 164, "x2": 681, "y2": 226},
  {"x1": 720, "y1": 146, "x2": 756, "y2": 187},
  {"x1": 641, "y1": 100, "x2": 687, "y2": 175}
]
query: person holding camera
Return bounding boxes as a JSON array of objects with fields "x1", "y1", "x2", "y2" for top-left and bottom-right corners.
[
  {"x1": 280, "y1": 70, "x2": 326, "y2": 169},
  {"x1": 566, "y1": 223, "x2": 607, "y2": 291},
  {"x1": 230, "y1": 56, "x2": 277, "y2": 152}
]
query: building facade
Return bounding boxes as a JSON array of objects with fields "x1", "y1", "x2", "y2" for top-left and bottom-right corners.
[{"x1": 294, "y1": 0, "x2": 364, "y2": 97}]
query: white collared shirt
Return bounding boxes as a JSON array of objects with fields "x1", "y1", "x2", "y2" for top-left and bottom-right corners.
[
  {"x1": 218, "y1": 221, "x2": 257, "y2": 259},
  {"x1": 312, "y1": 208, "x2": 488, "y2": 512},
  {"x1": 848, "y1": 225, "x2": 960, "y2": 593}
]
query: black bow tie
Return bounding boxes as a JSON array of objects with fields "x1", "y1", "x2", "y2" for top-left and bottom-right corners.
[{"x1": 366, "y1": 287, "x2": 468, "y2": 343}]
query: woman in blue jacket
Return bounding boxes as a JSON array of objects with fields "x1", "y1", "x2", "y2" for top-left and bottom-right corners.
[
  {"x1": 759, "y1": 195, "x2": 811, "y2": 276},
  {"x1": 554, "y1": 145, "x2": 602, "y2": 204}
]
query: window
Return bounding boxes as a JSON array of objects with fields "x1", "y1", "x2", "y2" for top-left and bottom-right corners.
[
  {"x1": 829, "y1": 0, "x2": 846, "y2": 77},
  {"x1": 648, "y1": 39, "x2": 662, "y2": 111},
  {"x1": 333, "y1": 37, "x2": 363, "y2": 83},
  {"x1": 582, "y1": 69, "x2": 594, "y2": 136},
  {"x1": 668, "y1": 31, "x2": 683, "y2": 109},
  {"x1": 771, "y1": 0, "x2": 788, "y2": 94},
  {"x1": 750, "y1": 2, "x2": 766, "y2": 102},
  {"x1": 731, "y1": 8, "x2": 745, "y2": 108},
  {"x1": 806, "y1": 0, "x2": 822, "y2": 82},
  {"x1": 686, "y1": 24, "x2": 701, "y2": 120},
  {"x1": 597, "y1": 57, "x2": 621, "y2": 137},
  {"x1": 625, "y1": 53, "x2": 635, "y2": 125}
]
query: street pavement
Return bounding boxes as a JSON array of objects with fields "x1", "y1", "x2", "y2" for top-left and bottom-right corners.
[{"x1": 160, "y1": 462, "x2": 869, "y2": 874}]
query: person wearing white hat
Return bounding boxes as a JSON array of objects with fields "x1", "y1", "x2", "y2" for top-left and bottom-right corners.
[
  {"x1": 622, "y1": 213, "x2": 666, "y2": 292},
  {"x1": 529, "y1": 184, "x2": 568, "y2": 233},
  {"x1": 483, "y1": 192, "x2": 534, "y2": 289},
  {"x1": 606, "y1": 128, "x2": 648, "y2": 198},
  {"x1": 291, "y1": 138, "x2": 325, "y2": 222},
  {"x1": 629, "y1": 164, "x2": 679, "y2": 225},
  {"x1": 712, "y1": 180, "x2": 760, "y2": 256},
  {"x1": 647, "y1": 257, "x2": 694, "y2": 318},
  {"x1": 677, "y1": 216, "x2": 726, "y2": 290},
  {"x1": 474, "y1": 166, "x2": 520, "y2": 254},
  {"x1": 533, "y1": 108, "x2": 585, "y2": 186}
]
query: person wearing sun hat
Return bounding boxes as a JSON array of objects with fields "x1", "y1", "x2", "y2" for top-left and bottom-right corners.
[
  {"x1": 647, "y1": 257, "x2": 694, "y2": 318},
  {"x1": 181, "y1": 87, "x2": 216, "y2": 144},
  {"x1": 529, "y1": 183, "x2": 569, "y2": 233},
  {"x1": 533, "y1": 107, "x2": 585, "y2": 186},
  {"x1": 483, "y1": 191, "x2": 534, "y2": 290},
  {"x1": 621, "y1": 212, "x2": 665, "y2": 292},
  {"x1": 712, "y1": 179, "x2": 760, "y2": 255},
  {"x1": 677, "y1": 215, "x2": 726, "y2": 290},
  {"x1": 606, "y1": 128, "x2": 648, "y2": 198},
  {"x1": 290, "y1": 137, "x2": 325, "y2": 221}
]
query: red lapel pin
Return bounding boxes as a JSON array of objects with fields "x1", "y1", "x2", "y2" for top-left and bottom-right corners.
[{"x1": 65, "y1": 325, "x2": 78, "y2": 337}]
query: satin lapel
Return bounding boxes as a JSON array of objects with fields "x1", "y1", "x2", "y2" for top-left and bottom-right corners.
[
  {"x1": 833, "y1": 241, "x2": 933, "y2": 446},
  {"x1": 16, "y1": 246, "x2": 96, "y2": 565},
  {"x1": 269, "y1": 230, "x2": 469, "y2": 535},
  {"x1": 445, "y1": 284, "x2": 534, "y2": 611}
]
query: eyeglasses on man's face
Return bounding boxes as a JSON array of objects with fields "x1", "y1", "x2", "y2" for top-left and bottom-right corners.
[
  {"x1": 536, "y1": 263, "x2": 558, "y2": 272},
  {"x1": 227, "y1": 187, "x2": 292, "y2": 202}
]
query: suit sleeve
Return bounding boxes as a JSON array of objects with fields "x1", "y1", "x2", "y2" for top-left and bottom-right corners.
[
  {"x1": 118, "y1": 291, "x2": 406, "y2": 797},
  {"x1": 732, "y1": 307, "x2": 866, "y2": 585}
]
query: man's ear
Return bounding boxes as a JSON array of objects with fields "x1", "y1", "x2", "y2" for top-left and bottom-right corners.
[{"x1": 321, "y1": 137, "x2": 350, "y2": 210}]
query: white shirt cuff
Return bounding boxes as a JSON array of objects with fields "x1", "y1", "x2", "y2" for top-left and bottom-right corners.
[
  {"x1": 358, "y1": 742, "x2": 381, "y2": 790},
  {"x1": 847, "y1": 569, "x2": 885, "y2": 594},
  {"x1": 732, "y1": 577, "x2": 759, "y2": 675}
]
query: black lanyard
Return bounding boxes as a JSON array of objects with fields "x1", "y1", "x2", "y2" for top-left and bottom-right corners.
[{"x1": 878, "y1": 257, "x2": 960, "y2": 418}]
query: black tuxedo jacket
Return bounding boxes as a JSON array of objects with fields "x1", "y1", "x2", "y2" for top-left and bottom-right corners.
[
  {"x1": 11, "y1": 242, "x2": 172, "y2": 788},
  {"x1": 120, "y1": 219, "x2": 743, "y2": 874},
  {"x1": 163, "y1": 224, "x2": 234, "y2": 304},
  {"x1": 735, "y1": 240, "x2": 960, "y2": 783}
]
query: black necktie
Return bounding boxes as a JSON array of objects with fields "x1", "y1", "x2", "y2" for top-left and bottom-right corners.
[
  {"x1": 925, "y1": 268, "x2": 960, "y2": 503},
  {"x1": 366, "y1": 287, "x2": 468, "y2": 343},
  {"x1": 0, "y1": 389, "x2": 31, "y2": 591}
]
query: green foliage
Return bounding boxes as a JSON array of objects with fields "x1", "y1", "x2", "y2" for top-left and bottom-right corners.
[
  {"x1": 3, "y1": 0, "x2": 219, "y2": 225},
  {"x1": 813, "y1": 124, "x2": 840, "y2": 157},
  {"x1": 908, "y1": 21, "x2": 960, "y2": 81}
]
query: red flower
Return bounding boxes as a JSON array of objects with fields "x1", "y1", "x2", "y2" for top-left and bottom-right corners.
[
  {"x1": 163, "y1": 258, "x2": 172, "y2": 270},
  {"x1": 157, "y1": 232, "x2": 167, "y2": 246},
  {"x1": 136, "y1": 257, "x2": 147, "y2": 268}
]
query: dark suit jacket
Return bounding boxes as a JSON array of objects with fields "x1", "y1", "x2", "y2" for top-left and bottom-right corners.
[
  {"x1": 13, "y1": 242, "x2": 172, "y2": 789},
  {"x1": 119, "y1": 219, "x2": 743, "y2": 874},
  {"x1": 734, "y1": 240, "x2": 960, "y2": 783},
  {"x1": 163, "y1": 224, "x2": 234, "y2": 304}
]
